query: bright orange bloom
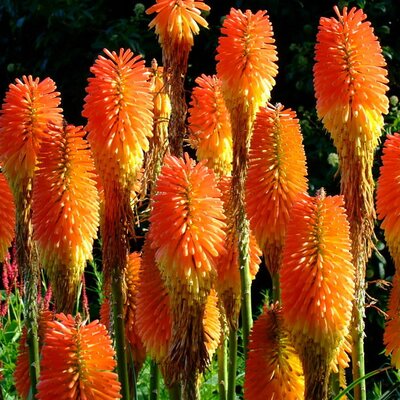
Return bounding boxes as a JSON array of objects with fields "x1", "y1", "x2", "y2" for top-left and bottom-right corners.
[
  {"x1": 216, "y1": 176, "x2": 261, "y2": 329},
  {"x1": 14, "y1": 310, "x2": 53, "y2": 400},
  {"x1": 244, "y1": 304, "x2": 304, "y2": 400},
  {"x1": 149, "y1": 153, "x2": 226, "y2": 380},
  {"x1": 147, "y1": 0, "x2": 210, "y2": 51},
  {"x1": 150, "y1": 153, "x2": 226, "y2": 299},
  {"x1": 188, "y1": 74, "x2": 232, "y2": 176},
  {"x1": 246, "y1": 104, "x2": 308, "y2": 275},
  {"x1": 280, "y1": 192, "x2": 354, "y2": 398},
  {"x1": 32, "y1": 124, "x2": 99, "y2": 312},
  {"x1": 0, "y1": 76, "x2": 62, "y2": 192},
  {"x1": 281, "y1": 193, "x2": 354, "y2": 353},
  {"x1": 36, "y1": 313, "x2": 121, "y2": 400},
  {"x1": 83, "y1": 48, "x2": 153, "y2": 191},
  {"x1": 377, "y1": 133, "x2": 400, "y2": 263},
  {"x1": 124, "y1": 251, "x2": 146, "y2": 372},
  {"x1": 136, "y1": 240, "x2": 172, "y2": 363},
  {"x1": 216, "y1": 8, "x2": 278, "y2": 114},
  {"x1": 0, "y1": 173, "x2": 15, "y2": 261},
  {"x1": 314, "y1": 6, "x2": 388, "y2": 154},
  {"x1": 384, "y1": 272, "x2": 400, "y2": 368}
]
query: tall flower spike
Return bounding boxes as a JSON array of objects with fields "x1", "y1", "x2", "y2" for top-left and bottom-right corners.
[
  {"x1": 147, "y1": 0, "x2": 210, "y2": 155},
  {"x1": 216, "y1": 8, "x2": 278, "y2": 118},
  {"x1": 0, "y1": 173, "x2": 15, "y2": 262},
  {"x1": 149, "y1": 153, "x2": 226, "y2": 384},
  {"x1": 246, "y1": 104, "x2": 308, "y2": 279},
  {"x1": 188, "y1": 74, "x2": 232, "y2": 176},
  {"x1": 33, "y1": 124, "x2": 99, "y2": 313},
  {"x1": 314, "y1": 7, "x2": 389, "y2": 396},
  {"x1": 83, "y1": 48, "x2": 153, "y2": 398},
  {"x1": 377, "y1": 133, "x2": 400, "y2": 264},
  {"x1": 244, "y1": 303, "x2": 304, "y2": 400},
  {"x1": 0, "y1": 75, "x2": 63, "y2": 393},
  {"x1": 280, "y1": 192, "x2": 354, "y2": 400},
  {"x1": 36, "y1": 314, "x2": 121, "y2": 399},
  {"x1": 216, "y1": 7, "x2": 278, "y2": 351}
]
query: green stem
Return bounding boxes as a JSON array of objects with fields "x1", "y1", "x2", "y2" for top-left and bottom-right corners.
[
  {"x1": 351, "y1": 275, "x2": 366, "y2": 400},
  {"x1": 111, "y1": 276, "x2": 131, "y2": 400},
  {"x1": 217, "y1": 337, "x2": 228, "y2": 400},
  {"x1": 149, "y1": 360, "x2": 160, "y2": 400},
  {"x1": 182, "y1": 369, "x2": 199, "y2": 400},
  {"x1": 227, "y1": 328, "x2": 238, "y2": 400},
  {"x1": 330, "y1": 372, "x2": 341, "y2": 398},
  {"x1": 17, "y1": 185, "x2": 40, "y2": 395},
  {"x1": 167, "y1": 383, "x2": 181, "y2": 400},
  {"x1": 272, "y1": 272, "x2": 280, "y2": 303}
]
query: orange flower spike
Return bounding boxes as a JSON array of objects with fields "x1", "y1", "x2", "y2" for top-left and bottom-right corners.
[
  {"x1": 124, "y1": 252, "x2": 146, "y2": 372},
  {"x1": 147, "y1": 0, "x2": 210, "y2": 51},
  {"x1": 0, "y1": 173, "x2": 15, "y2": 262},
  {"x1": 246, "y1": 104, "x2": 308, "y2": 275},
  {"x1": 36, "y1": 313, "x2": 121, "y2": 400},
  {"x1": 244, "y1": 304, "x2": 304, "y2": 400},
  {"x1": 188, "y1": 74, "x2": 233, "y2": 176},
  {"x1": 0, "y1": 76, "x2": 63, "y2": 191},
  {"x1": 150, "y1": 153, "x2": 226, "y2": 299},
  {"x1": 314, "y1": 6, "x2": 388, "y2": 155},
  {"x1": 377, "y1": 133, "x2": 400, "y2": 263},
  {"x1": 216, "y1": 8, "x2": 278, "y2": 117},
  {"x1": 83, "y1": 48, "x2": 153, "y2": 191},
  {"x1": 32, "y1": 124, "x2": 100, "y2": 312},
  {"x1": 136, "y1": 240, "x2": 172, "y2": 363},
  {"x1": 280, "y1": 192, "x2": 354, "y2": 399}
]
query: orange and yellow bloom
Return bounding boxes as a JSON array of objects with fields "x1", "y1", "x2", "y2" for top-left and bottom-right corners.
[
  {"x1": 33, "y1": 124, "x2": 99, "y2": 312},
  {"x1": 36, "y1": 314, "x2": 121, "y2": 400},
  {"x1": 216, "y1": 8, "x2": 278, "y2": 116},
  {"x1": 188, "y1": 74, "x2": 232, "y2": 176},
  {"x1": 246, "y1": 104, "x2": 308, "y2": 275}
]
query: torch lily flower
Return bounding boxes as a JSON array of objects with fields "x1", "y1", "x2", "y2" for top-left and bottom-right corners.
[
  {"x1": 280, "y1": 191, "x2": 354, "y2": 399},
  {"x1": 33, "y1": 124, "x2": 100, "y2": 313},
  {"x1": 246, "y1": 103, "x2": 308, "y2": 277},
  {"x1": 149, "y1": 153, "x2": 225, "y2": 382},
  {"x1": 188, "y1": 74, "x2": 232, "y2": 176},
  {"x1": 36, "y1": 313, "x2": 121, "y2": 399}
]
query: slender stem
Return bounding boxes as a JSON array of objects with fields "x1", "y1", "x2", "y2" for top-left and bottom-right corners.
[
  {"x1": 111, "y1": 276, "x2": 131, "y2": 400},
  {"x1": 351, "y1": 275, "x2": 366, "y2": 400},
  {"x1": 167, "y1": 383, "x2": 181, "y2": 400},
  {"x1": 16, "y1": 184, "x2": 40, "y2": 395},
  {"x1": 330, "y1": 372, "x2": 341, "y2": 397},
  {"x1": 182, "y1": 369, "x2": 199, "y2": 400},
  {"x1": 227, "y1": 328, "x2": 238, "y2": 400},
  {"x1": 217, "y1": 337, "x2": 228, "y2": 400},
  {"x1": 271, "y1": 272, "x2": 280, "y2": 303},
  {"x1": 149, "y1": 360, "x2": 160, "y2": 400}
]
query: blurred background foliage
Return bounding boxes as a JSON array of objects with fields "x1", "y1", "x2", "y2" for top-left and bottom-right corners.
[{"x1": 1, "y1": 0, "x2": 400, "y2": 396}]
